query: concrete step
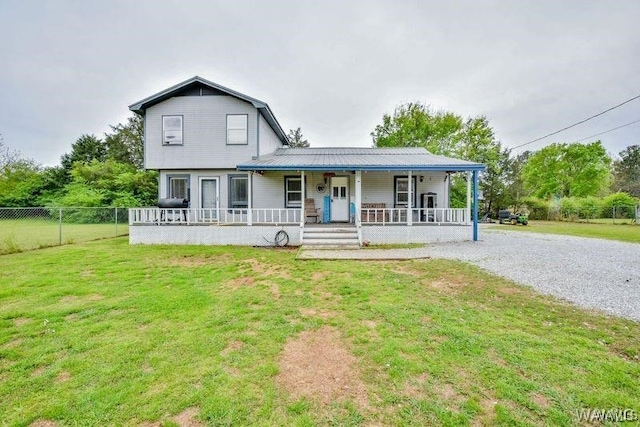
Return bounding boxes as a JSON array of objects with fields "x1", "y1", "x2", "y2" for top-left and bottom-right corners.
[
  {"x1": 303, "y1": 232, "x2": 358, "y2": 239},
  {"x1": 303, "y1": 227, "x2": 357, "y2": 234},
  {"x1": 300, "y1": 244, "x2": 361, "y2": 250},
  {"x1": 302, "y1": 238, "x2": 360, "y2": 246}
]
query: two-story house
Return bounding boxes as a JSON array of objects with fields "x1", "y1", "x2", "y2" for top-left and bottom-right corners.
[{"x1": 128, "y1": 76, "x2": 484, "y2": 247}]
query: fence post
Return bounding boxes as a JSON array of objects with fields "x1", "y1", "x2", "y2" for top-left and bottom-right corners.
[
  {"x1": 612, "y1": 206, "x2": 616, "y2": 224},
  {"x1": 58, "y1": 208, "x2": 62, "y2": 245},
  {"x1": 115, "y1": 207, "x2": 118, "y2": 237}
]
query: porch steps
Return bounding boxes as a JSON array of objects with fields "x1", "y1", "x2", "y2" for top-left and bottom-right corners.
[{"x1": 302, "y1": 226, "x2": 360, "y2": 249}]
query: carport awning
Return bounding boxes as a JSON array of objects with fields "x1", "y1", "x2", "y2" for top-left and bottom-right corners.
[{"x1": 237, "y1": 147, "x2": 485, "y2": 172}]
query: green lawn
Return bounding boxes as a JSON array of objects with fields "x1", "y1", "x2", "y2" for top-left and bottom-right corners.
[
  {"x1": 490, "y1": 220, "x2": 640, "y2": 243},
  {"x1": 0, "y1": 219, "x2": 127, "y2": 254},
  {"x1": 1, "y1": 239, "x2": 639, "y2": 425}
]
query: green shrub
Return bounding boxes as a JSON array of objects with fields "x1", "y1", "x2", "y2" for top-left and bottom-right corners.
[
  {"x1": 576, "y1": 196, "x2": 603, "y2": 221},
  {"x1": 521, "y1": 197, "x2": 550, "y2": 220},
  {"x1": 601, "y1": 192, "x2": 638, "y2": 218}
]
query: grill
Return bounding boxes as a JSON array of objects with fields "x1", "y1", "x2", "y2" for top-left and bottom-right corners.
[
  {"x1": 157, "y1": 198, "x2": 189, "y2": 222},
  {"x1": 157, "y1": 198, "x2": 189, "y2": 208}
]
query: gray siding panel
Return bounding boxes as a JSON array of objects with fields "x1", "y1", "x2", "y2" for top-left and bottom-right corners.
[
  {"x1": 146, "y1": 96, "x2": 257, "y2": 170},
  {"x1": 258, "y1": 114, "x2": 283, "y2": 156}
]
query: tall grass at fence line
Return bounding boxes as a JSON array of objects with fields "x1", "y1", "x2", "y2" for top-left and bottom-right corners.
[{"x1": 0, "y1": 217, "x2": 128, "y2": 254}]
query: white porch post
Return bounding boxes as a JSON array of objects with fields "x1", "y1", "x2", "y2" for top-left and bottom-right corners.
[
  {"x1": 355, "y1": 170, "x2": 362, "y2": 244},
  {"x1": 247, "y1": 172, "x2": 253, "y2": 226},
  {"x1": 407, "y1": 171, "x2": 413, "y2": 226},
  {"x1": 466, "y1": 171, "x2": 471, "y2": 225},
  {"x1": 300, "y1": 170, "x2": 305, "y2": 228}
]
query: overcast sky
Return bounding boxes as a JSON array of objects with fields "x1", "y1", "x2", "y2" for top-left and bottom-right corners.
[{"x1": 1, "y1": 0, "x2": 639, "y2": 166}]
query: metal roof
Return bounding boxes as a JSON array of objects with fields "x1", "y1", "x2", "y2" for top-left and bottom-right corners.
[
  {"x1": 237, "y1": 147, "x2": 485, "y2": 171},
  {"x1": 128, "y1": 76, "x2": 289, "y2": 144}
]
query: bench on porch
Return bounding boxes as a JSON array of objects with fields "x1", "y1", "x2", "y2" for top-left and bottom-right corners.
[{"x1": 360, "y1": 203, "x2": 388, "y2": 223}]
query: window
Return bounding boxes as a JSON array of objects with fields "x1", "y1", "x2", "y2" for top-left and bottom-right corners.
[
  {"x1": 168, "y1": 175, "x2": 189, "y2": 200},
  {"x1": 394, "y1": 176, "x2": 417, "y2": 207},
  {"x1": 285, "y1": 176, "x2": 303, "y2": 207},
  {"x1": 227, "y1": 114, "x2": 248, "y2": 145},
  {"x1": 162, "y1": 115, "x2": 183, "y2": 145},
  {"x1": 229, "y1": 175, "x2": 248, "y2": 208}
]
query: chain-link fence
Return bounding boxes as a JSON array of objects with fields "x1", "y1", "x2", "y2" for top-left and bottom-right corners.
[
  {"x1": 547, "y1": 205, "x2": 639, "y2": 224},
  {"x1": 0, "y1": 207, "x2": 128, "y2": 254}
]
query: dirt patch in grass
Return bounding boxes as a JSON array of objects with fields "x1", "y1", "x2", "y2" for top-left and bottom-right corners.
[
  {"x1": 531, "y1": 392, "x2": 551, "y2": 409},
  {"x1": 423, "y1": 276, "x2": 467, "y2": 294},
  {"x1": 362, "y1": 320, "x2": 378, "y2": 329},
  {"x1": 270, "y1": 283, "x2": 281, "y2": 299},
  {"x1": 169, "y1": 254, "x2": 231, "y2": 267},
  {"x1": 276, "y1": 326, "x2": 368, "y2": 408},
  {"x1": 402, "y1": 373, "x2": 429, "y2": 398},
  {"x1": 13, "y1": 317, "x2": 31, "y2": 327},
  {"x1": 226, "y1": 276, "x2": 255, "y2": 289},
  {"x1": 31, "y1": 365, "x2": 47, "y2": 377},
  {"x1": 173, "y1": 407, "x2": 204, "y2": 427},
  {"x1": 312, "y1": 271, "x2": 329, "y2": 282},
  {"x1": 243, "y1": 258, "x2": 291, "y2": 279},
  {"x1": 299, "y1": 308, "x2": 337, "y2": 319},
  {"x1": 61, "y1": 294, "x2": 103, "y2": 304},
  {"x1": 140, "y1": 407, "x2": 203, "y2": 427},
  {"x1": 55, "y1": 371, "x2": 71, "y2": 383},
  {"x1": 220, "y1": 340, "x2": 244, "y2": 356},
  {"x1": 30, "y1": 421, "x2": 58, "y2": 427},
  {"x1": 4, "y1": 337, "x2": 23, "y2": 349}
]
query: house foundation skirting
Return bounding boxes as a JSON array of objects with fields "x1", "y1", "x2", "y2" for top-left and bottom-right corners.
[
  {"x1": 129, "y1": 224, "x2": 473, "y2": 246},
  {"x1": 129, "y1": 225, "x2": 302, "y2": 246},
  {"x1": 361, "y1": 224, "x2": 472, "y2": 244}
]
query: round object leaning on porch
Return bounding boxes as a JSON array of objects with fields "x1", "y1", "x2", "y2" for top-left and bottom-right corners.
[{"x1": 157, "y1": 198, "x2": 189, "y2": 208}]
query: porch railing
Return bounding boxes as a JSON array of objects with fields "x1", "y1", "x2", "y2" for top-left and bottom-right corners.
[
  {"x1": 360, "y1": 208, "x2": 468, "y2": 225},
  {"x1": 129, "y1": 208, "x2": 302, "y2": 225}
]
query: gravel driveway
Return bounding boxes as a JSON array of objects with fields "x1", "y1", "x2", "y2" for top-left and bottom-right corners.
[{"x1": 301, "y1": 226, "x2": 640, "y2": 321}]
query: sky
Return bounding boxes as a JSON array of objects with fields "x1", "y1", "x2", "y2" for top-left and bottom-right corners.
[{"x1": 0, "y1": 0, "x2": 639, "y2": 166}]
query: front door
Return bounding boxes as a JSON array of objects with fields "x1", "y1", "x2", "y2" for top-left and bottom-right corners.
[
  {"x1": 330, "y1": 176, "x2": 349, "y2": 222},
  {"x1": 199, "y1": 177, "x2": 219, "y2": 220}
]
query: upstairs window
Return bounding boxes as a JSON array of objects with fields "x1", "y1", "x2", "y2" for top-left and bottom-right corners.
[
  {"x1": 229, "y1": 175, "x2": 248, "y2": 208},
  {"x1": 163, "y1": 115, "x2": 183, "y2": 145},
  {"x1": 227, "y1": 114, "x2": 248, "y2": 145}
]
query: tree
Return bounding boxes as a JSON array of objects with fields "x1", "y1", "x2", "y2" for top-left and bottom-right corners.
[
  {"x1": 612, "y1": 145, "x2": 640, "y2": 197},
  {"x1": 52, "y1": 159, "x2": 158, "y2": 209},
  {"x1": 371, "y1": 102, "x2": 464, "y2": 155},
  {"x1": 0, "y1": 158, "x2": 44, "y2": 207},
  {"x1": 0, "y1": 133, "x2": 20, "y2": 169},
  {"x1": 522, "y1": 141, "x2": 612, "y2": 199},
  {"x1": 371, "y1": 103, "x2": 507, "y2": 215},
  {"x1": 287, "y1": 127, "x2": 310, "y2": 148},
  {"x1": 105, "y1": 115, "x2": 144, "y2": 169},
  {"x1": 60, "y1": 134, "x2": 107, "y2": 171}
]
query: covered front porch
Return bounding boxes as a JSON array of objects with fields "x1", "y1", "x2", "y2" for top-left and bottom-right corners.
[{"x1": 128, "y1": 148, "x2": 484, "y2": 246}]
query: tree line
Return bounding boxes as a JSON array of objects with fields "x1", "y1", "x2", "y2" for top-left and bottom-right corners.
[
  {"x1": 371, "y1": 102, "x2": 639, "y2": 219},
  {"x1": 0, "y1": 115, "x2": 157, "y2": 209}
]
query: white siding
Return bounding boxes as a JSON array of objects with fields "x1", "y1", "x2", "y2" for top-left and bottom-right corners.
[
  {"x1": 361, "y1": 171, "x2": 449, "y2": 208},
  {"x1": 145, "y1": 96, "x2": 257, "y2": 169},
  {"x1": 158, "y1": 170, "x2": 451, "y2": 213},
  {"x1": 258, "y1": 114, "x2": 283, "y2": 155}
]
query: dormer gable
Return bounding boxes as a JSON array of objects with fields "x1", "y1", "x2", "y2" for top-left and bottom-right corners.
[{"x1": 129, "y1": 76, "x2": 289, "y2": 145}]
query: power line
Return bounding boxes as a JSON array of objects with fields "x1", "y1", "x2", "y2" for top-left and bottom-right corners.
[
  {"x1": 512, "y1": 93, "x2": 640, "y2": 150},
  {"x1": 571, "y1": 118, "x2": 640, "y2": 143}
]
